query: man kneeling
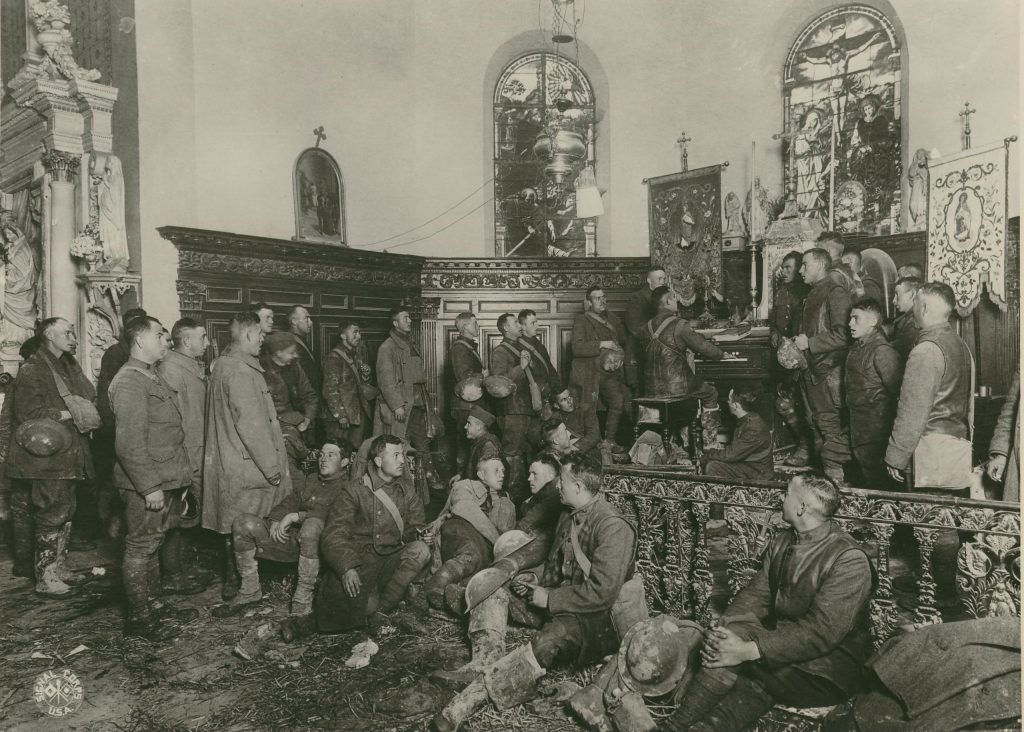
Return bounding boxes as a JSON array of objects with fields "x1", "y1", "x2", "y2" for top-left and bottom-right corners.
[
  {"x1": 660, "y1": 475, "x2": 872, "y2": 732},
  {"x1": 214, "y1": 442, "x2": 350, "y2": 618},
  {"x1": 431, "y1": 452, "x2": 644, "y2": 731}
]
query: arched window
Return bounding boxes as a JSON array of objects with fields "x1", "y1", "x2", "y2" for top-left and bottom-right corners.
[
  {"x1": 783, "y1": 6, "x2": 903, "y2": 234},
  {"x1": 493, "y1": 52, "x2": 596, "y2": 257}
]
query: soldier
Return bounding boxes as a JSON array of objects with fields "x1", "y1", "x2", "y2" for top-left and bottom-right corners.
[
  {"x1": 431, "y1": 452, "x2": 642, "y2": 731},
  {"x1": 204, "y1": 311, "x2": 291, "y2": 602},
  {"x1": 422, "y1": 456, "x2": 516, "y2": 609},
  {"x1": 845, "y1": 298, "x2": 902, "y2": 488},
  {"x1": 549, "y1": 386, "x2": 600, "y2": 457},
  {"x1": 642, "y1": 286, "x2": 725, "y2": 445},
  {"x1": 517, "y1": 309, "x2": 558, "y2": 407},
  {"x1": 624, "y1": 264, "x2": 667, "y2": 390},
  {"x1": 322, "y1": 323, "x2": 375, "y2": 448},
  {"x1": 8, "y1": 317, "x2": 100, "y2": 597},
  {"x1": 889, "y1": 276, "x2": 922, "y2": 360},
  {"x1": 449, "y1": 312, "x2": 487, "y2": 473},
  {"x1": 841, "y1": 250, "x2": 885, "y2": 305},
  {"x1": 261, "y1": 331, "x2": 319, "y2": 465},
  {"x1": 451, "y1": 405, "x2": 502, "y2": 483},
  {"x1": 286, "y1": 305, "x2": 319, "y2": 389},
  {"x1": 110, "y1": 316, "x2": 199, "y2": 640},
  {"x1": 793, "y1": 248, "x2": 853, "y2": 483},
  {"x1": 518, "y1": 451, "x2": 564, "y2": 537},
  {"x1": 155, "y1": 317, "x2": 212, "y2": 594},
  {"x1": 281, "y1": 435, "x2": 432, "y2": 640},
  {"x1": 771, "y1": 251, "x2": 813, "y2": 468},
  {"x1": 660, "y1": 476, "x2": 872, "y2": 732},
  {"x1": 214, "y1": 442, "x2": 349, "y2": 618},
  {"x1": 703, "y1": 389, "x2": 774, "y2": 481},
  {"x1": 490, "y1": 313, "x2": 538, "y2": 505},
  {"x1": 570, "y1": 286, "x2": 631, "y2": 452},
  {"x1": 375, "y1": 306, "x2": 436, "y2": 504},
  {"x1": 253, "y1": 302, "x2": 275, "y2": 335}
]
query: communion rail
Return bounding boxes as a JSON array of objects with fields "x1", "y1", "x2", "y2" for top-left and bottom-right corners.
[{"x1": 603, "y1": 466, "x2": 1021, "y2": 647}]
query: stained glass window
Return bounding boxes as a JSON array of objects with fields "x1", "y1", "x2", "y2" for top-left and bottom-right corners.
[
  {"x1": 493, "y1": 53, "x2": 597, "y2": 257},
  {"x1": 783, "y1": 6, "x2": 903, "y2": 234}
]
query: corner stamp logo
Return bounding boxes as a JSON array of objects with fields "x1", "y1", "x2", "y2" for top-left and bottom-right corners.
[{"x1": 33, "y1": 668, "x2": 84, "y2": 717}]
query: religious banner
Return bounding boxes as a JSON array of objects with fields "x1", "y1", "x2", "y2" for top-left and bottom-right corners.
[
  {"x1": 646, "y1": 164, "x2": 725, "y2": 310},
  {"x1": 927, "y1": 140, "x2": 1009, "y2": 317}
]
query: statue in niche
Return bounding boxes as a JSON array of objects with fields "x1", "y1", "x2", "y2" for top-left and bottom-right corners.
[
  {"x1": 907, "y1": 148, "x2": 929, "y2": 232},
  {"x1": 723, "y1": 192, "x2": 746, "y2": 236},
  {"x1": 91, "y1": 153, "x2": 130, "y2": 271},
  {"x1": 0, "y1": 212, "x2": 40, "y2": 351}
]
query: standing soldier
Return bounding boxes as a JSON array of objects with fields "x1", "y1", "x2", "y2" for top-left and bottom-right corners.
[
  {"x1": 570, "y1": 286, "x2": 631, "y2": 452},
  {"x1": 155, "y1": 317, "x2": 212, "y2": 594},
  {"x1": 889, "y1": 276, "x2": 922, "y2": 361},
  {"x1": 286, "y1": 305, "x2": 320, "y2": 390},
  {"x1": 204, "y1": 312, "x2": 292, "y2": 602},
  {"x1": 261, "y1": 332, "x2": 319, "y2": 466},
  {"x1": 449, "y1": 312, "x2": 487, "y2": 474},
  {"x1": 771, "y1": 252, "x2": 812, "y2": 467},
  {"x1": 845, "y1": 299, "x2": 902, "y2": 488},
  {"x1": 792, "y1": 248, "x2": 853, "y2": 483},
  {"x1": 624, "y1": 265, "x2": 667, "y2": 391},
  {"x1": 110, "y1": 316, "x2": 199, "y2": 640},
  {"x1": 518, "y1": 309, "x2": 558, "y2": 408},
  {"x1": 490, "y1": 313, "x2": 536, "y2": 505},
  {"x1": 8, "y1": 317, "x2": 100, "y2": 597},
  {"x1": 322, "y1": 323, "x2": 375, "y2": 449}
]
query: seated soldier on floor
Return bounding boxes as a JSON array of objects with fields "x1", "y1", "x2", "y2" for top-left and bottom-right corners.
[
  {"x1": 542, "y1": 416, "x2": 602, "y2": 463},
  {"x1": 281, "y1": 435, "x2": 432, "y2": 641},
  {"x1": 659, "y1": 475, "x2": 873, "y2": 732},
  {"x1": 449, "y1": 405, "x2": 503, "y2": 485},
  {"x1": 519, "y1": 452, "x2": 564, "y2": 537},
  {"x1": 549, "y1": 386, "x2": 601, "y2": 457},
  {"x1": 422, "y1": 456, "x2": 516, "y2": 609},
  {"x1": 701, "y1": 389, "x2": 774, "y2": 481},
  {"x1": 430, "y1": 452, "x2": 646, "y2": 732},
  {"x1": 213, "y1": 442, "x2": 350, "y2": 619}
]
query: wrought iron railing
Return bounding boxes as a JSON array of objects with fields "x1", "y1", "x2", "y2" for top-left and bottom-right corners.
[{"x1": 604, "y1": 466, "x2": 1020, "y2": 648}]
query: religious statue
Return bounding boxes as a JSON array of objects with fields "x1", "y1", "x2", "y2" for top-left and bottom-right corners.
[
  {"x1": 848, "y1": 93, "x2": 898, "y2": 225},
  {"x1": 723, "y1": 192, "x2": 746, "y2": 236},
  {"x1": 907, "y1": 148, "x2": 929, "y2": 231},
  {"x1": 794, "y1": 107, "x2": 831, "y2": 217},
  {"x1": 987, "y1": 582, "x2": 1016, "y2": 618},
  {"x1": 0, "y1": 212, "x2": 40, "y2": 351},
  {"x1": 15, "y1": 0, "x2": 101, "y2": 83},
  {"x1": 90, "y1": 153, "x2": 130, "y2": 271}
]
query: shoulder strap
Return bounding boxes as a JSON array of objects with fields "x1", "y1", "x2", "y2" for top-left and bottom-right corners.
[
  {"x1": 332, "y1": 346, "x2": 364, "y2": 383},
  {"x1": 569, "y1": 520, "x2": 592, "y2": 579},
  {"x1": 646, "y1": 316, "x2": 678, "y2": 350},
  {"x1": 497, "y1": 341, "x2": 520, "y2": 357},
  {"x1": 363, "y1": 473, "x2": 405, "y2": 539},
  {"x1": 585, "y1": 311, "x2": 609, "y2": 328},
  {"x1": 42, "y1": 356, "x2": 73, "y2": 400}
]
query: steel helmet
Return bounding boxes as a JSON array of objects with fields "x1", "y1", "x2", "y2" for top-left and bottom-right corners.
[{"x1": 14, "y1": 418, "x2": 72, "y2": 458}]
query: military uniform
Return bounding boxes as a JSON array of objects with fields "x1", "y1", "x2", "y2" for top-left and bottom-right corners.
[
  {"x1": 569, "y1": 311, "x2": 631, "y2": 445},
  {"x1": 315, "y1": 465, "x2": 430, "y2": 631},
  {"x1": 261, "y1": 355, "x2": 318, "y2": 462},
  {"x1": 464, "y1": 429, "x2": 503, "y2": 481},
  {"x1": 890, "y1": 309, "x2": 921, "y2": 361},
  {"x1": 518, "y1": 334, "x2": 558, "y2": 402},
  {"x1": 490, "y1": 337, "x2": 538, "y2": 504},
  {"x1": 290, "y1": 332, "x2": 320, "y2": 391},
  {"x1": 156, "y1": 349, "x2": 208, "y2": 491},
  {"x1": 704, "y1": 413, "x2": 774, "y2": 481},
  {"x1": 554, "y1": 402, "x2": 601, "y2": 455},
  {"x1": 322, "y1": 343, "x2": 374, "y2": 448},
  {"x1": 109, "y1": 358, "x2": 194, "y2": 628},
  {"x1": 449, "y1": 335, "x2": 487, "y2": 474},
  {"x1": 845, "y1": 328, "x2": 902, "y2": 487},
  {"x1": 797, "y1": 277, "x2": 853, "y2": 478}
]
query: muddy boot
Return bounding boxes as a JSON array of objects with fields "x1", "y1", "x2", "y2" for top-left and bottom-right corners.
[
  {"x1": 213, "y1": 548, "x2": 262, "y2": 618},
  {"x1": 124, "y1": 551, "x2": 176, "y2": 641},
  {"x1": 280, "y1": 613, "x2": 317, "y2": 643},
  {"x1": 424, "y1": 557, "x2": 471, "y2": 610},
  {"x1": 290, "y1": 556, "x2": 319, "y2": 616},
  {"x1": 569, "y1": 684, "x2": 614, "y2": 732},
  {"x1": 221, "y1": 537, "x2": 241, "y2": 601},
  {"x1": 783, "y1": 442, "x2": 810, "y2": 467},
  {"x1": 11, "y1": 484, "x2": 35, "y2": 580},
  {"x1": 160, "y1": 532, "x2": 206, "y2": 595},
  {"x1": 54, "y1": 523, "x2": 87, "y2": 586},
  {"x1": 690, "y1": 676, "x2": 775, "y2": 732},
  {"x1": 659, "y1": 667, "x2": 738, "y2": 732},
  {"x1": 700, "y1": 405, "x2": 722, "y2": 448},
  {"x1": 433, "y1": 644, "x2": 545, "y2": 730},
  {"x1": 379, "y1": 543, "x2": 430, "y2": 612},
  {"x1": 34, "y1": 528, "x2": 77, "y2": 598},
  {"x1": 443, "y1": 582, "x2": 468, "y2": 616},
  {"x1": 431, "y1": 676, "x2": 488, "y2": 732},
  {"x1": 431, "y1": 589, "x2": 507, "y2": 687}
]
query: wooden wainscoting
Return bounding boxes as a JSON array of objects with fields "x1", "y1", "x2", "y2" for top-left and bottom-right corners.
[
  {"x1": 160, "y1": 227, "x2": 424, "y2": 370},
  {"x1": 420, "y1": 257, "x2": 650, "y2": 417}
]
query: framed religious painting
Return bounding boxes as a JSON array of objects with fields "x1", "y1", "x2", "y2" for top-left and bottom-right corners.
[
  {"x1": 645, "y1": 164, "x2": 725, "y2": 317},
  {"x1": 293, "y1": 147, "x2": 347, "y2": 245}
]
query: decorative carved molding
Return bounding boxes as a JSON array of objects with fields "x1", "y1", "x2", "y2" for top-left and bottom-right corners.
[
  {"x1": 176, "y1": 279, "x2": 207, "y2": 315},
  {"x1": 604, "y1": 466, "x2": 1020, "y2": 643},
  {"x1": 420, "y1": 257, "x2": 648, "y2": 290},
  {"x1": 41, "y1": 149, "x2": 79, "y2": 181},
  {"x1": 160, "y1": 226, "x2": 423, "y2": 288}
]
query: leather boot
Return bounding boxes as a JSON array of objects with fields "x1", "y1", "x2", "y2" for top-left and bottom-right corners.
[
  {"x1": 430, "y1": 676, "x2": 488, "y2": 732},
  {"x1": 11, "y1": 484, "x2": 35, "y2": 579},
  {"x1": 34, "y1": 527, "x2": 77, "y2": 598},
  {"x1": 54, "y1": 523, "x2": 86, "y2": 586},
  {"x1": 424, "y1": 557, "x2": 471, "y2": 610},
  {"x1": 280, "y1": 613, "x2": 317, "y2": 643},
  {"x1": 660, "y1": 668, "x2": 738, "y2": 731},
  {"x1": 290, "y1": 555, "x2": 319, "y2": 616},
  {"x1": 690, "y1": 676, "x2": 775, "y2": 732},
  {"x1": 379, "y1": 544, "x2": 430, "y2": 612},
  {"x1": 213, "y1": 548, "x2": 262, "y2": 618},
  {"x1": 432, "y1": 644, "x2": 544, "y2": 730},
  {"x1": 444, "y1": 581, "x2": 468, "y2": 616},
  {"x1": 431, "y1": 590, "x2": 507, "y2": 686},
  {"x1": 221, "y1": 537, "x2": 241, "y2": 601},
  {"x1": 160, "y1": 531, "x2": 206, "y2": 595},
  {"x1": 123, "y1": 550, "x2": 177, "y2": 641}
]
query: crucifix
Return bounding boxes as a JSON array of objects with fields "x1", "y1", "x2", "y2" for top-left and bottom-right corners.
[
  {"x1": 313, "y1": 126, "x2": 327, "y2": 148},
  {"x1": 772, "y1": 124, "x2": 801, "y2": 220},
  {"x1": 959, "y1": 102, "x2": 976, "y2": 150},
  {"x1": 677, "y1": 131, "x2": 692, "y2": 172}
]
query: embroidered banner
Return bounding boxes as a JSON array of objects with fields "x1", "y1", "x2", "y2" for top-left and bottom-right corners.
[
  {"x1": 646, "y1": 164, "x2": 725, "y2": 309},
  {"x1": 927, "y1": 141, "x2": 1009, "y2": 317}
]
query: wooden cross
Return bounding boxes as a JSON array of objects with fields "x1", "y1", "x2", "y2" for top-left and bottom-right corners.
[
  {"x1": 677, "y1": 131, "x2": 692, "y2": 172},
  {"x1": 959, "y1": 102, "x2": 976, "y2": 150},
  {"x1": 313, "y1": 126, "x2": 327, "y2": 148}
]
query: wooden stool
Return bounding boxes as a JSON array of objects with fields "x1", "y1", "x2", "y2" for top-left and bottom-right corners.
[{"x1": 632, "y1": 396, "x2": 702, "y2": 464}]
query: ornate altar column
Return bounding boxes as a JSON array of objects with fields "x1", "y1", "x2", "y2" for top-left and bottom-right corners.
[{"x1": 41, "y1": 151, "x2": 78, "y2": 322}]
